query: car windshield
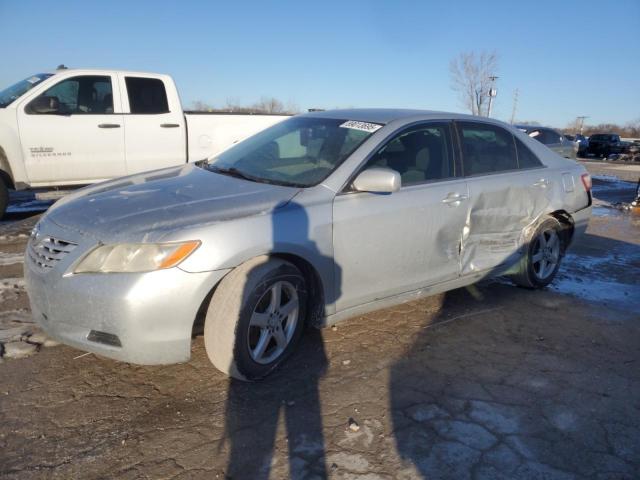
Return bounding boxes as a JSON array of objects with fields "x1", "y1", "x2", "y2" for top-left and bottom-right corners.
[
  {"x1": 208, "y1": 116, "x2": 380, "y2": 187},
  {"x1": 0, "y1": 73, "x2": 53, "y2": 108}
]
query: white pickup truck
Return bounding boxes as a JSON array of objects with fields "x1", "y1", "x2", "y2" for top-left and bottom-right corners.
[{"x1": 0, "y1": 68, "x2": 289, "y2": 217}]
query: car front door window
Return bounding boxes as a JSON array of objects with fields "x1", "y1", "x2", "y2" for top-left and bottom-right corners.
[{"x1": 360, "y1": 123, "x2": 455, "y2": 186}]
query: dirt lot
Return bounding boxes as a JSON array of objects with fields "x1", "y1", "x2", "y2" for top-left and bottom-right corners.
[{"x1": 1, "y1": 163, "x2": 639, "y2": 479}]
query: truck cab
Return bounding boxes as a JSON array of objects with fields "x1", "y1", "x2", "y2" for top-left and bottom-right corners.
[{"x1": 0, "y1": 69, "x2": 187, "y2": 188}]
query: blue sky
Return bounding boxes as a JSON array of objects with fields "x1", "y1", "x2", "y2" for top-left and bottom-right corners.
[{"x1": 1, "y1": 0, "x2": 638, "y2": 127}]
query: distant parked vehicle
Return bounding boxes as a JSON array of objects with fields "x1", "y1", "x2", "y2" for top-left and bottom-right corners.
[
  {"x1": 515, "y1": 125, "x2": 577, "y2": 159},
  {"x1": 587, "y1": 134, "x2": 631, "y2": 158},
  {"x1": 565, "y1": 134, "x2": 589, "y2": 157}
]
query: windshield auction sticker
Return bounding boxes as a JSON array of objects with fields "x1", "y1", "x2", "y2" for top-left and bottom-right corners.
[{"x1": 339, "y1": 120, "x2": 382, "y2": 133}]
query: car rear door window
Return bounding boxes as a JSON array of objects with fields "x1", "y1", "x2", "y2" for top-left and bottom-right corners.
[
  {"x1": 364, "y1": 123, "x2": 454, "y2": 185},
  {"x1": 125, "y1": 77, "x2": 169, "y2": 114},
  {"x1": 458, "y1": 122, "x2": 518, "y2": 176},
  {"x1": 514, "y1": 137, "x2": 543, "y2": 168}
]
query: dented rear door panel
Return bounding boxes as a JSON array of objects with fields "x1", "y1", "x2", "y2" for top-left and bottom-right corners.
[{"x1": 460, "y1": 168, "x2": 553, "y2": 275}]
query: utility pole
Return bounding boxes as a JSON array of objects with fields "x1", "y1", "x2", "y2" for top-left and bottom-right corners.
[
  {"x1": 487, "y1": 76, "x2": 498, "y2": 117},
  {"x1": 576, "y1": 116, "x2": 588, "y2": 134},
  {"x1": 510, "y1": 88, "x2": 519, "y2": 124}
]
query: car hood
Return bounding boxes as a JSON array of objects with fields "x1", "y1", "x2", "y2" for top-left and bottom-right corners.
[{"x1": 46, "y1": 164, "x2": 301, "y2": 242}]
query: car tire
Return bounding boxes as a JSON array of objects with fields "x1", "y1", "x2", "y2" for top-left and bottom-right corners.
[
  {"x1": 203, "y1": 256, "x2": 307, "y2": 381},
  {"x1": 510, "y1": 217, "x2": 564, "y2": 289},
  {"x1": 0, "y1": 177, "x2": 8, "y2": 219}
]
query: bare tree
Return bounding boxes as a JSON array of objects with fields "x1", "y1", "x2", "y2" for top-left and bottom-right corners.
[
  {"x1": 191, "y1": 100, "x2": 214, "y2": 112},
  {"x1": 449, "y1": 51, "x2": 498, "y2": 116},
  {"x1": 189, "y1": 97, "x2": 298, "y2": 114},
  {"x1": 254, "y1": 97, "x2": 285, "y2": 114}
]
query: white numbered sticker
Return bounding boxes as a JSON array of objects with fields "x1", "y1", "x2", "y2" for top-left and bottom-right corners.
[{"x1": 339, "y1": 120, "x2": 382, "y2": 133}]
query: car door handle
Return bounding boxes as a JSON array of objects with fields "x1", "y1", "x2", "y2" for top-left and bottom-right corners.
[
  {"x1": 98, "y1": 123, "x2": 121, "y2": 128},
  {"x1": 533, "y1": 178, "x2": 548, "y2": 188},
  {"x1": 160, "y1": 123, "x2": 180, "y2": 128},
  {"x1": 442, "y1": 193, "x2": 468, "y2": 206}
]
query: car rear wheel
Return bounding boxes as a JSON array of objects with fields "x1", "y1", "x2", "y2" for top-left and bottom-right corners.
[
  {"x1": 510, "y1": 217, "x2": 564, "y2": 289},
  {"x1": 203, "y1": 256, "x2": 307, "y2": 381}
]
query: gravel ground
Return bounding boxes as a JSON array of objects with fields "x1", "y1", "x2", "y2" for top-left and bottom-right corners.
[{"x1": 0, "y1": 163, "x2": 638, "y2": 479}]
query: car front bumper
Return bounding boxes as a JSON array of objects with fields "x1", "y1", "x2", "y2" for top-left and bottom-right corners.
[{"x1": 24, "y1": 218, "x2": 229, "y2": 365}]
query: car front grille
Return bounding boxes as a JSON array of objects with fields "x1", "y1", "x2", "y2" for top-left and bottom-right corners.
[{"x1": 27, "y1": 235, "x2": 78, "y2": 270}]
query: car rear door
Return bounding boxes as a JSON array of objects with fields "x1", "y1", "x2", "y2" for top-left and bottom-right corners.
[
  {"x1": 17, "y1": 74, "x2": 126, "y2": 185},
  {"x1": 118, "y1": 74, "x2": 186, "y2": 174},
  {"x1": 456, "y1": 121, "x2": 551, "y2": 275},
  {"x1": 333, "y1": 121, "x2": 468, "y2": 311}
]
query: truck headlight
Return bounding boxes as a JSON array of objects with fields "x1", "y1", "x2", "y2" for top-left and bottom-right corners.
[{"x1": 73, "y1": 241, "x2": 200, "y2": 274}]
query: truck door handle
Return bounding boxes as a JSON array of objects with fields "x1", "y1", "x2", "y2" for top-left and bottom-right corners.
[
  {"x1": 533, "y1": 178, "x2": 548, "y2": 188},
  {"x1": 98, "y1": 123, "x2": 121, "y2": 128},
  {"x1": 161, "y1": 123, "x2": 180, "y2": 128},
  {"x1": 441, "y1": 193, "x2": 468, "y2": 206}
]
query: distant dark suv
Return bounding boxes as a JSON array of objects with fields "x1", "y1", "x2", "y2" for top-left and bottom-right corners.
[{"x1": 587, "y1": 134, "x2": 631, "y2": 158}]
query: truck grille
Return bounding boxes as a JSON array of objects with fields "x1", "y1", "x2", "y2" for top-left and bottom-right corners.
[{"x1": 27, "y1": 235, "x2": 78, "y2": 270}]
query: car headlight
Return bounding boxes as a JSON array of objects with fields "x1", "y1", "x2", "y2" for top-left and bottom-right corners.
[{"x1": 73, "y1": 241, "x2": 200, "y2": 274}]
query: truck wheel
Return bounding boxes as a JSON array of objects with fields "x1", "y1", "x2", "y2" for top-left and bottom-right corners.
[
  {"x1": 510, "y1": 217, "x2": 564, "y2": 289},
  {"x1": 204, "y1": 256, "x2": 307, "y2": 381},
  {"x1": 0, "y1": 178, "x2": 8, "y2": 219}
]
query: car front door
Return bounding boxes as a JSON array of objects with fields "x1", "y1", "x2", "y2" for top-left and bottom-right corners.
[
  {"x1": 17, "y1": 74, "x2": 126, "y2": 185},
  {"x1": 456, "y1": 121, "x2": 551, "y2": 275},
  {"x1": 118, "y1": 75, "x2": 186, "y2": 174},
  {"x1": 333, "y1": 121, "x2": 468, "y2": 312}
]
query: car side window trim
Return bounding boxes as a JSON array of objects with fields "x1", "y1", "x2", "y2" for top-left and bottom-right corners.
[{"x1": 339, "y1": 120, "x2": 460, "y2": 194}]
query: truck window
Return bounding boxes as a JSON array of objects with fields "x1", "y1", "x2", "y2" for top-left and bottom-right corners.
[
  {"x1": 125, "y1": 77, "x2": 169, "y2": 114},
  {"x1": 27, "y1": 75, "x2": 113, "y2": 115}
]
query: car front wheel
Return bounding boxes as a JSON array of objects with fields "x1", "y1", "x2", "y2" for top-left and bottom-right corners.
[
  {"x1": 204, "y1": 256, "x2": 307, "y2": 381},
  {"x1": 510, "y1": 217, "x2": 564, "y2": 289}
]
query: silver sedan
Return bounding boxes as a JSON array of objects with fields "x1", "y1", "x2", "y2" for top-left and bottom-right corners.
[{"x1": 25, "y1": 109, "x2": 592, "y2": 380}]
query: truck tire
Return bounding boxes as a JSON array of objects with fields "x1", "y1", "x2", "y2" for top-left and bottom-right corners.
[
  {"x1": 204, "y1": 256, "x2": 307, "y2": 381},
  {"x1": 0, "y1": 178, "x2": 8, "y2": 219},
  {"x1": 510, "y1": 217, "x2": 564, "y2": 289}
]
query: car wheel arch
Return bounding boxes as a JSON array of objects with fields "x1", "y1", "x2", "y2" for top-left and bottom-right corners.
[
  {"x1": 190, "y1": 251, "x2": 326, "y2": 338},
  {"x1": 548, "y1": 210, "x2": 575, "y2": 252}
]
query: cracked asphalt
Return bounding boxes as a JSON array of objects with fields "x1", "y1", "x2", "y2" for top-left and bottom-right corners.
[{"x1": 1, "y1": 162, "x2": 639, "y2": 479}]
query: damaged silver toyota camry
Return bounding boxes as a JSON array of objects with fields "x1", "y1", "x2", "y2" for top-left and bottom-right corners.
[{"x1": 25, "y1": 109, "x2": 592, "y2": 380}]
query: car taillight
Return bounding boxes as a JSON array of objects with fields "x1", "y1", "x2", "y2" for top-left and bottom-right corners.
[{"x1": 581, "y1": 173, "x2": 592, "y2": 192}]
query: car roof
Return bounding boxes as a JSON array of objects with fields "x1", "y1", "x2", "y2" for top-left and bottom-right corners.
[{"x1": 303, "y1": 108, "x2": 511, "y2": 125}]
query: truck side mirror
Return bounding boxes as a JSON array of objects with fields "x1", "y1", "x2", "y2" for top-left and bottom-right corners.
[{"x1": 27, "y1": 95, "x2": 62, "y2": 114}]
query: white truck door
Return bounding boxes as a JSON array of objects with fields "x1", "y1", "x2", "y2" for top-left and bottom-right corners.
[
  {"x1": 118, "y1": 74, "x2": 186, "y2": 174},
  {"x1": 17, "y1": 74, "x2": 126, "y2": 185}
]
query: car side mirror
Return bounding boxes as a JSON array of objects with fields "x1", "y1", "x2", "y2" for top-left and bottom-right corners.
[
  {"x1": 352, "y1": 167, "x2": 401, "y2": 193},
  {"x1": 28, "y1": 95, "x2": 62, "y2": 114}
]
